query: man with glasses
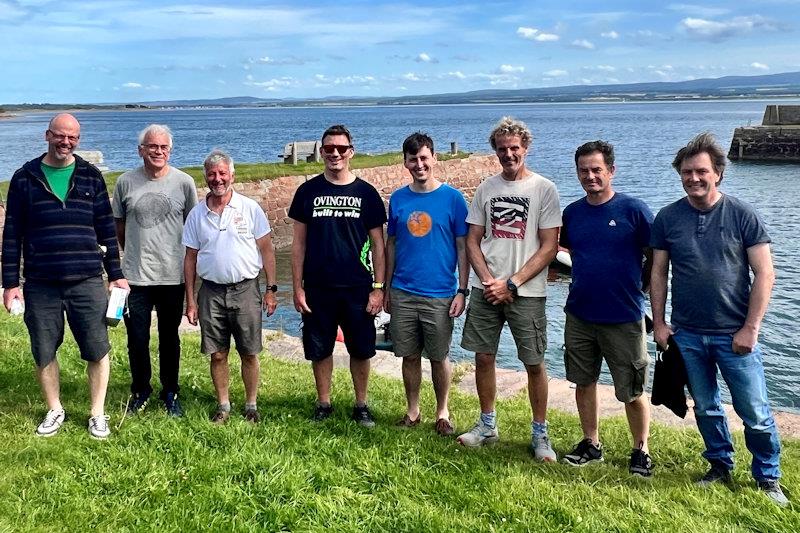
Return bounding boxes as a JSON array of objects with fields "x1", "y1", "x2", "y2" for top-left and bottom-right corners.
[
  {"x1": 112, "y1": 124, "x2": 197, "y2": 417},
  {"x1": 2, "y1": 113, "x2": 129, "y2": 439},
  {"x1": 289, "y1": 124, "x2": 386, "y2": 427},
  {"x1": 458, "y1": 117, "x2": 561, "y2": 461}
]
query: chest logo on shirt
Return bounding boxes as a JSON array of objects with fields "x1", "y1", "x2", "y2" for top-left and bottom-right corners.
[
  {"x1": 406, "y1": 211, "x2": 432, "y2": 237},
  {"x1": 490, "y1": 196, "x2": 529, "y2": 239},
  {"x1": 608, "y1": 219, "x2": 617, "y2": 227},
  {"x1": 133, "y1": 192, "x2": 172, "y2": 229},
  {"x1": 312, "y1": 195, "x2": 362, "y2": 218},
  {"x1": 232, "y1": 213, "x2": 249, "y2": 235}
]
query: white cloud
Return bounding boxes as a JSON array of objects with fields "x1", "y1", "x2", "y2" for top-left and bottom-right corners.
[
  {"x1": 244, "y1": 77, "x2": 297, "y2": 91},
  {"x1": 600, "y1": 30, "x2": 619, "y2": 39},
  {"x1": 415, "y1": 52, "x2": 437, "y2": 63},
  {"x1": 571, "y1": 39, "x2": 595, "y2": 50},
  {"x1": 447, "y1": 71, "x2": 466, "y2": 79},
  {"x1": 402, "y1": 72, "x2": 421, "y2": 81},
  {"x1": 517, "y1": 27, "x2": 559, "y2": 42},
  {"x1": 667, "y1": 4, "x2": 730, "y2": 18},
  {"x1": 121, "y1": 82, "x2": 142, "y2": 88},
  {"x1": 544, "y1": 69, "x2": 568, "y2": 77},
  {"x1": 583, "y1": 65, "x2": 617, "y2": 72},
  {"x1": 751, "y1": 62, "x2": 769, "y2": 70},
  {"x1": 680, "y1": 15, "x2": 781, "y2": 41},
  {"x1": 499, "y1": 64, "x2": 524, "y2": 74}
]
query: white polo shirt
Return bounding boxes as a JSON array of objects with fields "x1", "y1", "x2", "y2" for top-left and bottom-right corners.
[{"x1": 182, "y1": 191, "x2": 271, "y2": 284}]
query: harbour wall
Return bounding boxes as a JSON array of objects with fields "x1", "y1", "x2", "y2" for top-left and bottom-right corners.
[{"x1": 728, "y1": 105, "x2": 800, "y2": 162}]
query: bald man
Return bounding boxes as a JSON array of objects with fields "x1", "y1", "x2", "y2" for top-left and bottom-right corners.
[{"x1": 2, "y1": 114, "x2": 129, "y2": 439}]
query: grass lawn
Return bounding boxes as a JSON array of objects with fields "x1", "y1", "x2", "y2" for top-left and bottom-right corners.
[{"x1": 0, "y1": 314, "x2": 797, "y2": 532}]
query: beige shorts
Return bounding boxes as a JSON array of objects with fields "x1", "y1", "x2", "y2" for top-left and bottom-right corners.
[
  {"x1": 389, "y1": 288, "x2": 453, "y2": 362},
  {"x1": 564, "y1": 311, "x2": 649, "y2": 403},
  {"x1": 198, "y1": 278, "x2": 263, "y2": 356},
  {"x1": 460, "y1": 289, "x2": 547, "y2": 366}
]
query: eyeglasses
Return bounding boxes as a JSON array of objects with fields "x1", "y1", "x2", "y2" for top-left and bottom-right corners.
[
  {"x1": 142, "y1": 144, "x2": 171, "y2": 153},
  {"x1": 321, "y1": 144, "x2": 352, "y2": 155},
  {"x1": 47, "y1": 130, "x2": 80, "y2": 143}
]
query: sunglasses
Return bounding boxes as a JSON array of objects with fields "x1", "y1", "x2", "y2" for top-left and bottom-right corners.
[{"x1": 321, "y1": 144, "x2": 352, "y2": 155}]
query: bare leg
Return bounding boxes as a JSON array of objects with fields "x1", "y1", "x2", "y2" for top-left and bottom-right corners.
[
  {"x1": 312, "y1": 356, "x2": 334, "y2": 404},
  {"x1": 401, "y1": 355, "x2": 422, "y2": 418},
  {"x1": 525, "y1": 362, "x2": 549, "y2": 423},
  {"x1": 350, "y1": 357, "x2": 370, "y2": 405},
  {"x1": 36, "y1": 359, "x2": 63, "y2": 411},
  {"x1": 475, "y1": 352, "x2": 497, "y2": 413},
  {"x1": 575, "y1": 382, "x2": 600, "y2": 444},
  {"x1": 87, "y1": 355, "x2": 110, "y2": 417},
  {"x1": 240, "y1": 354, "x2": 260, "y2": 405},
  {"x1": 210, "y1": 350, "x2": 230, "y2": 405},
  {"x1": 430, "y1": 358, "x2": 452, "y2": 420},
  {"x1": 625, "y1": 395, "x2": 651, "y2": 453}
]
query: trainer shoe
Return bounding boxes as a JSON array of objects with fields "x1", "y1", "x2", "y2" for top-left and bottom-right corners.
[
  {"x1": 210, "y1": 408, "x2": 230, "y2": 425},
  {"x1": 696, "y1": 462, "x2": 732, "y2": 487},
  {"x1": 244, "y1": 408, "x2": 260, "y2": 424},
  {"x1": 88, "y1": 414, "x2": 111, "y2": 439},
  {"x1": 36, "y1": 408, "x2": 66, "y2": 437},
  {"x1": 457, "y1": 419, "x2": 499, "y2": 447},
  {"x1": 563, "y1": 438, "x2": 604, "y2": 466},
  {"x1": 126, "y1": 392, "x2": 150, "y2": 415},
  {"x1": 351, "y1": 405, "x2": 376, "y2": 428},
  {"x1": 164, "y1": 392, "x2": 183, "y2": 418},
  {"x1": 312, "y1": 404, "x2": 334, "y2": 422},
  {"x1": 629, "y1": 446, "x2": 654, "y2": 478},
  {"x1": 758, "y1": 480, "x2": 789, "y2": 507},
  {"x1": 531, "y1": 433, "x2": 557, "y2": 462}
]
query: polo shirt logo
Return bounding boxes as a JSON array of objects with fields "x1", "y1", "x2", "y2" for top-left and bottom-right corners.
[{"x1": 608, "y1": 219, "x2": 617, "y2": 227}]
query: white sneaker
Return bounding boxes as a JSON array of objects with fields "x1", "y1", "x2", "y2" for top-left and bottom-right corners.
[
  {"x1": 531, "y1": 433, "x2": 557, "y2": 462},
  {"x1": 457, "y1": 419, "x2": 499, "y2": 447},
  {"x1": 36, "y1": 409, "x2": 66, "y2": 437},
  {"x1": 88, "y1": 414, "x2": 111, "y2": 439}
]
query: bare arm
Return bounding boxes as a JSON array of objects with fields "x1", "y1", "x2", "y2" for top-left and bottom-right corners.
[
  {"x1": 291, "y1": 222, "x2": 311, "y2": 313},
  {"x1": 465, "y1": 223, "x2": 492, "y2": 285},
  {"x1": 450, "y1": 235, "x2": 469, "y2": 317},
  {"x1": 650, "y1": 248, "x2": 672, "y2": 349},
  {"x1": 384, "y1": 235, "x2": 396, "y2": 312},
  {"x1": 114, "y1": 218, "x2": 126, "y2": 251},
  {"x1": 733, "y1": 243, "x2": 775, "y2": 354},
  {"x1": 256, "y1": 233, "x2": 278, "y2": 317},
  {"x1": 367, "y1": 225, "x2": 385, "y2": 315},
  {"x1": 183, "y1": 247, "x2": 199, "y2": 325}
]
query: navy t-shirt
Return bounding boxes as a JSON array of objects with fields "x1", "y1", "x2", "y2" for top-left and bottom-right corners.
[
  {"x1": 560, "y1": 193, "x2": 653, "y2": 323},
  {"x1": 650, "y1": 194, "x2": 770, "y2": 334},
  {"x1": 288, "y1": 174, "x2": 386, "y2": 288}
]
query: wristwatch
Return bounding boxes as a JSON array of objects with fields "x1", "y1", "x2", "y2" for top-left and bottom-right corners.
[
  {"x1": 457, "y1": 288, "x2": 470, "y2": 297},
  {"x1": 506, "y1": 278, "x2": 518, "y2": 294},
  {"x1": 266, "y1": 284, "x2": 278, "y2": 293},
  {"x1": 372, "y1": 282, "x2": 385, "y2": 290}
]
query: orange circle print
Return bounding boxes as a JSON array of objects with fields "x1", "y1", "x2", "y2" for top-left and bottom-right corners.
[{"x1": 407, "y1": 211, "x2": 432, "y2": 237}]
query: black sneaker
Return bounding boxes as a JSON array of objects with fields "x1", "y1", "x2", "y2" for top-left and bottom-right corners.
[
  {"x1": 562, "y1": 438, "x2": 604, "y2": 466},
  {"x1": 351, "y1": 405, "x2": 376, "y2": 428},
  {"x1": 312, "y1": 403, "x2": 334, "y2": 422},
  {"x1": 629, "y1": 447, "x2": 654, "y2": 478},
  {"x1": 697, "y1": 463, "x2": 732, "y2": 487},
  {"x1": 126, "y1": 392, "x2": 150, "y2": 415},
  {"x1": 164, "y1": 392, "x2": 183, "y2": 418}
]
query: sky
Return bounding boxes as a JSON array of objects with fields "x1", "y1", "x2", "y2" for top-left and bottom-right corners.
[{"x1": 1, "y1": 0, "x2": 799, "y2": 104}]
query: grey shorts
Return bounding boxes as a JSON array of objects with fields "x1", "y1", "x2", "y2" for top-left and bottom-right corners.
[
  {"x1": 564, "y1": 311, "x2": 650, "y2": 403},
  {"x1": 198, "y1": 278, "x2": 263, "y2": 356},
  {"x1": 389, "y1": 288, "x2": 453, "y2": 362},
  {"x1": 23, "y1": 276, "x2": 110, "y2": 367},
  {"x1": 460, "y1": 288, "x2": 547, "y2": 366}
]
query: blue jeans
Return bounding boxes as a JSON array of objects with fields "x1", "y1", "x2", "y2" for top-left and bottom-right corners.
[{"x1": 673, "y1": 329, "x2": 781, "y2": 481}]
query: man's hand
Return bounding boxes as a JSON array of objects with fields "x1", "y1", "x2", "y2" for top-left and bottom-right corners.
[
  {"x1": 449, "y1": 293, "x2": 466, "y2": 317},
  {"x1": 732, "y1": 325, "x2": 759, "y2": 355},
  {"x1": 262, "y1": 292, "x2": 277, "y2": 317},
  {"x1": 293, "y1": 288, "x2": 311, "y2": 314},
  {"x1": 3, "y1": 287, "x2": 23, "y2": 313},
  {"x1": 482, "y1": 278, "x2": 513, "y2": 305},
  {"x1": 366, "y1": 289, "x2": 383, "y2": 315},
  {"x1": 185, "y1": 302, "x2": 198, "y2": 326},
  {"x1": 383, "y1": 290, "x2": 392, "y2": 314},
  {"x1": 109, "y1": 278, "x2": 130, "y2": 291},
  {"x1": 653, "y1": 322, "x2": 674, "y2": 351}
]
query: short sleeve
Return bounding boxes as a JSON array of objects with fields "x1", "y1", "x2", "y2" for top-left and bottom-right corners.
[
  {"x1": 252, "y1": 204, "x2": 271, "y2": 239},
  {"x1": 111, "y1": 177, "x2": 125, "y2": 218},
  {"x1": 452, "y1": 188, "x2": 469, "y2": 237},
  {"x1": 387, "y1": 192, "x2": 398, "y2": 237},
  {"x1": 465, "y1": 184, "x2": 486, "y2": 226},
  {"x1": 288, "y1": 183, "x2": 308, "y2": 223},
  {"x1": 635, "y1": 200, "x2": 654, "y2": 249},
  {"x1": 183, "y1": 178, "x2": 198, "y2": 216},
  {"x1": 740, "y1": 203, "x2": 771, "y2": 248},
  {"x1": 538, "y1": 181, "x2": 562, "y2": 229},
  {"x1": 362, "y1": 182, "x2": 387, "y2": 230},
  {"x1": 559, "y1": 206, "x2": 572, "y2": 248},
  {"x1": 182, "y1": 207, "x2": 201, "y2": 249},
  {"x1": 650, "y1": 211, "x2": 668, "y2": 250}
]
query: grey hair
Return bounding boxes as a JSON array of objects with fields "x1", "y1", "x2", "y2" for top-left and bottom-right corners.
[
  {"x1": 203, "y1": 149, "x2": 235, "y2": 174},
  {"x1": 489, "y1": 116, "x2": 533, "y2": 149},
  {"x1": 138, "y1": 124, "x2": 173, "y2": 148}
]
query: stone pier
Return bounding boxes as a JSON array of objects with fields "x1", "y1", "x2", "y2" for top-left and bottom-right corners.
[{"x1": 729, "y1": 104, "x2": 800, "y2": 162}]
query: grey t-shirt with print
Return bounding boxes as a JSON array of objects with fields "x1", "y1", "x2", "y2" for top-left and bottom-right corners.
[{"x1": 112, "y1": 166, "x2": 198, "y2": 285}]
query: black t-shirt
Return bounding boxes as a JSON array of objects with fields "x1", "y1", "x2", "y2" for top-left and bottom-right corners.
[{"x1": 289, "y1": 174, "x2": 387, "y2": 288}]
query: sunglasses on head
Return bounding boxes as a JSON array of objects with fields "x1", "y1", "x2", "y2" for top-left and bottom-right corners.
[{"x1": 321, "y1": 144, "x2": 352, "y2": 155}]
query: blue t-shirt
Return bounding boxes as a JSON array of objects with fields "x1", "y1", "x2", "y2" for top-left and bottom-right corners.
[
  {"x1": 387, "y1": 184, "x2": 469, "y2": 297},
  {"x1": 650, "y1": 194, "x2": 770, "y2": 334},
  {"x1": 560, "y1": 192, "x2": 654, "y2": 323}
]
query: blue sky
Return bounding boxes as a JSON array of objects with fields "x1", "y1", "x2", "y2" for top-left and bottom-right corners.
[{"x1": 1, "y1": 0, "x2": 798, "y2": 104}]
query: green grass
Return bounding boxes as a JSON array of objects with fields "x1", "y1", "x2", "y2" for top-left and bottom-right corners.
[{"x1": 0, "y1": 314, "x2": 797, "y2": 532}]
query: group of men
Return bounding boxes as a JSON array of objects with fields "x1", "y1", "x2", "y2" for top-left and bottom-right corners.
[{"x1": 0, "y1": 113, "x2": 787, "y2": 506}]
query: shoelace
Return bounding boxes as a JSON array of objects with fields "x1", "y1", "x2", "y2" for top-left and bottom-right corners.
[
  {"x1": 91, "y1": 415, "x2": 110, "y2": 431},
  {"x1": 43, "y1": 410, "x2": 64, "y2": 427}
]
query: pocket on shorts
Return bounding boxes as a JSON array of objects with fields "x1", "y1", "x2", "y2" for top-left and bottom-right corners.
[
  {"x1": 533, "y1": 315, "x2": 548, "y2": 355},
  {"x1": 630, "y1": 357, "x2": 650, "y2": 397}
]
